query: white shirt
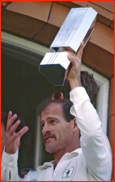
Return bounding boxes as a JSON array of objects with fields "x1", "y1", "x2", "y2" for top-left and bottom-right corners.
[{"x1": 1, "y1": 87, "x2": 112, "y2": 181}]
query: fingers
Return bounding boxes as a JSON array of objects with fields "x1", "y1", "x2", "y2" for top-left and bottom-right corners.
[
  {"x1": 5, "y1": 111, "x2": 29, "y2": 154},
  {"x1": 67, "y1": 41, "x2": 84, "y2": 66},
  {"x1": 7, "y1": 111, "x2": 29, "y2": 136},
  {"x1": 17, "y1": 126, "x2": 29, "y2": 138},
  {"x1": 67, "y1": 42, "x2": 84, "y2": 60},
  {"x1": 7, "y1": 111, "x2": 17, "y2": 131},
  {"x1": 67, "y1": 54, "x2": 75, "y2": 64},
  {"x1": 9, "y1": 119, "x2": 21, "y2": 135},
  {"x1": 76, "y1": 41, "x2": 84, "y2": 60},
  {"x1": 7, "y1": 126, "x2": 29, "y2": 144},
  {"x1": 7, "y1": 110, "x2": 12, "y2": 120}
]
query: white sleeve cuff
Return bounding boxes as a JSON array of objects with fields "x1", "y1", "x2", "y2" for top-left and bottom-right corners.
[
  {"x1": 2, "y1": 147, "x2": 19, "y2": 166},
  {"x1": 70, "y1": 87, "x2": 90, "y2": 104}
]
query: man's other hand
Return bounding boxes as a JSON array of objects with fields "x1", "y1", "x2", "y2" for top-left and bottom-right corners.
[{"x1": 5, "y1": 111, "x2": 29, "y2": 154}]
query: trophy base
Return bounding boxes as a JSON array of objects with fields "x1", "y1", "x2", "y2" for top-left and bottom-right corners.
[{"x1": 39, "y1": 64, "x2": 67, "y2": 86}]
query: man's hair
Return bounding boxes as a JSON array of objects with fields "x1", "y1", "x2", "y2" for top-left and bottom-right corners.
[
  {"x1": 80, "y1": 71, "x2": 98, "y2": 107},
  {"x1": 41, "y1": 99, "x2": 75, "y2": 122},
  {"x1": 52, "y1": 71, "x2": 98, "y2": 108}
]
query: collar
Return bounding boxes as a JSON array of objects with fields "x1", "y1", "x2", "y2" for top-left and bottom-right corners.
[
  {"x1": 60, "y1": 148, "x2": 82, "y2": 161},
  {"x1": 37, "y1": 160, "x2": 55, "y2": 172},
  {"x1": 37, "y1": 148, "x2": 82, "y2": 172}
]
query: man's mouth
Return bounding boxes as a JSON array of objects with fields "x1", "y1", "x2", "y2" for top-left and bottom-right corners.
[
  {"x1": 45, "y1": 137, "x2": 55, "y2": 143},
  {"x1": 43, "y1": 134, "x2": 56, "y2": 144}
]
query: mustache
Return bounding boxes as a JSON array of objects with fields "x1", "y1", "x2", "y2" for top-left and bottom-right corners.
[{"x1": 43, "y1": 132, "x2": 56, "y2": 143}]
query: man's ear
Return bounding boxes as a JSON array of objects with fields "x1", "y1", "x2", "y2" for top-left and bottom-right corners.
[
  {"x1": 59, "y1": 92, "x2": 64, "y2": 99},
  {"x1": 72, "y1": 118, "x2": 78, "y2": 132},
  {"x1": 51, "y1": 93, "x2": 55, "y2": 100},
  {"x1": 51, "y1": 92, "x2": 64, "y2": 100}
]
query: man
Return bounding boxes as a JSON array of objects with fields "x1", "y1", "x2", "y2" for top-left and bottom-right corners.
[{"x1": 1, "y1": 42, "x2": 112, "y2": 181}]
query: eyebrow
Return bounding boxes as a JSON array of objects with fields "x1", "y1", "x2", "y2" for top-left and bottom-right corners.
[{"x1": 40, "y1": 117, "x2": 59, "y2": 124}]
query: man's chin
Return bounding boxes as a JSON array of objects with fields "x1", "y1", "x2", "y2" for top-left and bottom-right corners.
[
  {"x1": 45, "y1": 148, "x2": 54, "y2": 153},
  {"x1": 45, "y1": 141, "x2": 57, "y2": 153}
]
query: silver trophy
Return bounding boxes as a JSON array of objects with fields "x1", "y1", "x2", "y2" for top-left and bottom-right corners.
[{"x1": 39, "y1": 7, "x2": 97, "y2": 85}]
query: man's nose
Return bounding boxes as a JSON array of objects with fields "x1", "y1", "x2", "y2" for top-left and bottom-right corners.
[{"x1": 42, "y1": 123, "x2": 50, "y2": 135}]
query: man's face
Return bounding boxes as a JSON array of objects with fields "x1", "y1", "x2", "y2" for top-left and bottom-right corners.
[
  {"x1": 41, "y1": 103, "x2": 74, "y2": 153},
  {"x1": 1, "y1": 123, "x2": 6, "y2": 156}
]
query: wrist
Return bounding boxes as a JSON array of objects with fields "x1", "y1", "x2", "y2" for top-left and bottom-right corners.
[
  {"x1": 69, "y1": 79, "x2": 81, "y2": 90},
  {"x1": 5, "y1": 147, "x2": 17, "y2": 154}
]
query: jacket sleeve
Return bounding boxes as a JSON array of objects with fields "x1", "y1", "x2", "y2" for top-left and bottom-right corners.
[
  {"x1": 1, "y1": 148, "x2": 19, "y2": 181},
  {"x1": 70, "y1": 87, "x2": 112, "y2": 181},
  {"x1": 1, "y1": 148, "x2": 29, "y2": 181}
]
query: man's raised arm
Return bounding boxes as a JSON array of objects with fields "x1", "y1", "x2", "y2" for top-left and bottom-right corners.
[{"x1": 67, "y1": 42, "x2": 112, "y2": 180}]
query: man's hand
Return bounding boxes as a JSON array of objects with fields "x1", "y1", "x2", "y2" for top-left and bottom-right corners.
[
  {"x1": 66, "y1": 42, "x2": 84, "y2": 90},
  {"x1": 5, "y1": 111, "x2": 29, "y2": 154}
]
